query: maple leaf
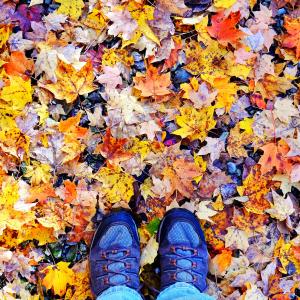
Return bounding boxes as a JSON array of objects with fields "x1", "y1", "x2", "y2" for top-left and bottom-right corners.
[
  {"x1": 44, "y1": 60, "x2": 96, "y2": 103},
  {"x1": 225, "y1": 226, "x2": 249, "y2": 252},
  {"x1": 106, "y1": 9, "x2": 138, "y2": 41},
  {"x1": 195, "y1": 200, "x2": 218, "y2": 223},
  {"x1": 265, "y1": 190, "x2": 295, "y2": 221},
  {"x1": 4, "y1": 51, "x2": 34, "y2": 80},
  {"x1": 0, "y1": 76, "x2": 32, "y2": 111},
  {"x1": 134, "y1": 65, "x2": 171, "y2": 98},
  {"x1": 282, "y1": 16, "x2": 300, "y2": 59},
  {"x1": 24, "y1": 160, "x2": 49, "y2": 184},
  {"x1": 258, "y1": 140, "x2": 293, "y2": 175},
  {"x1": 54, "y1": 0, "x2": 84, "y2": 20},
  {"x1": 0, "y1": 24, "x2": 11, "y2": 48},
  {"x1": 42, "y1": 262, "x2": 75, "y2": 296},
  {"x1": 173, "y1": 106, "x2": 216, "y2": 141},
  {"x1": 93, "y1": 166, "x2": 135, "y2": 203},
  {"x1": 162, "y1": 158, "x2": 202, "y2": 198},
  {"x1": 94, "y1": 128, "x2": 133, "y2": 167},
  {"x1": 209, "y1": 249, "x2": 232, "y2": 276},
  {"x1": 97, "y1": 65, "x2": 122, "y2": 89},
  {"x1": 207, "y1": 11, "x2": 244, "y2": 47}
]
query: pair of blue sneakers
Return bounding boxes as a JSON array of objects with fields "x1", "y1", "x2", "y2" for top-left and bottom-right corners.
[{"x1": 90, "y1": 208, "x2": 209, "y2": 297}]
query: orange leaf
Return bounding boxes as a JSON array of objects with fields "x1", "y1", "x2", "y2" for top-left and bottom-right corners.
[
  {"x1": 58, "y1": 113, "x2": 88, "y2": 138},
  {"x1": 4, "y1": 51, "x2": 34, "y2": 80},
  {"x1": 63, "y1": 180, "x2": 77, "y2": 203},
  {"x1": 133, "y1": 64, "x2": 171, "y2": 98},
  {"x1": 27, "y1": 183, "x2": 56, "y2": 204},
  {"x1": 94, "y1": 128, "x2": 133, "y2": 167},
  {"x1": 207, "y1": 11, "x2": 244, "y2": 46},
  {"x1": 258, "y1": 140, "x2": 293, "y2": 175},
  {"x1": 282, "y1": 16, "x2": 300, "y2": 59},
  {"x1": 210, "y1": 249, "x2": 232, "y2": 275}
]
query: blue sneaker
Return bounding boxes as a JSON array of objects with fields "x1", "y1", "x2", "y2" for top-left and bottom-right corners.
[
  {"x1": 89, "y1": 210, "x2": 140, "y2": 297},
  {"x1": 157, "y1": 208, "x2": 209, "y2": 292}
]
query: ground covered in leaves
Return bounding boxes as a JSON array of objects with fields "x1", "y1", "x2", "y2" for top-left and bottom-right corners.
[{"x1": 0, "y1": 0, "x2": 300, "y2": 299}]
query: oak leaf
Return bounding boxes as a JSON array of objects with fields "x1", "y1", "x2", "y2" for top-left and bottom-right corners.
[
  {"x1": 134, "y1": 64, "x2": 171, "y2": 98},
  {"x1": 207, "y1": 11, "x2": 244, "y2": 47},
  {"x1": 42, "y1": 262, "x2": 75, "y2": 296},
  {"x1": 44, "y1": 60, "x2": 96, "y2": 103}
]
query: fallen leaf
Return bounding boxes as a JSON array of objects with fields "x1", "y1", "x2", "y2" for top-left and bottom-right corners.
[
  {"x1": 42, "y1": 262, "x2": 75, "y2": 296},
  {"x1": 265, "y1": 190, "x2": 295, "y2": 221},
  {"x1": 54, "y1": 0, "x2": 84, "y2": 20},
  {"x1": 141, "y1": 236, "x2": 159, "y2": 267},
  {"x1": 207, "y1": 11, "x2": 244, "y2": 47},
  {"x1": 134, "y1": 64, "x2": 171, "y2": 98},
  {"x1": 44, "y1": 60, "x2": 96, "y2": 103}
]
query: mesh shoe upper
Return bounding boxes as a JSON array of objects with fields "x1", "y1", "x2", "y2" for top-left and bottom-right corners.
[
  {"x1": 89, "y1": 211, "x2": 140, "y2": 297},
  {"x1": 158, "y1": 208, "x2": 209, "y2": 292}
]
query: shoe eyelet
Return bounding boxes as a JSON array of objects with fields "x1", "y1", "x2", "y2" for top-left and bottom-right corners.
[
  {"x1": 192, "y1": 262, "x2": 197, "y2": 268},
  {"x1": 102, "y1": 265, "x2": 108, "y2": 271},
  {"x1": 170, "y1": 246, "x2": 175, "y2": 253},
  {"x1": 193, "y1": 276, "x2": 197, "y2": 282},
  {"x1": 103, "y1": 277, "x2": 109, "y2": 284},
  {"x1": 101, "y1": 253, "x2": 106, "y2": 259}
]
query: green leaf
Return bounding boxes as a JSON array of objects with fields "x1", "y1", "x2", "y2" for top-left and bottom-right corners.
[{"x1": 146, "y1": 217, "x2": 160, "y2": 235}]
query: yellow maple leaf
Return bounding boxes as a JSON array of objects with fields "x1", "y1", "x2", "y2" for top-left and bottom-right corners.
[
  {"x1": 0, "y1": 177, "x2": 19, "y2": 207},
  {"x1": 211, "y1": 77, "x2": 238, "y2": 112},
  {"x1": 173, "y1": 106, "x2": 216, "y2": 141},
  {"x1": 55, "y1": 0, "x2": 84, "y2": 20},
  {"x1": 129, "y1": 4, "x2": 160, "y2": 45},
  {"x1": 214, "y1": 0, "x2": 237, "y2": 8},
  {"x1": 44, "y1": 60, "x2": 96, "y2": 103},
  {"x1": 83, "y1": 8, "x2": 107, "y2": 32},
  {"x1": 42, "y1": 262, "x2": 75, "y2": 296},
  {"x1": 0, "y1": 76, "x2": 32, "y2": 111},
  {"x1": 93, "y1": 167, "x2": 135, "y2": 203},
  {"x1": 25, "y1": 161, "x2": 52, "y2": 186},
  {"x1": 0, "y1": 25, "x2": 11, "y2": 48}
]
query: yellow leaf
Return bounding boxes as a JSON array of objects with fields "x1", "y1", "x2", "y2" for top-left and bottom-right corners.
[
  {"x1": 44, "y1": 60, "x2": 96, "y2": 103},
  {"x1": 42, "y1": 262, "x2": 75, "y2": 296},
  {"x1": 239, "y1": 118, "x2": 254, "y2": 134},
  {"x1": 173, "y1": 106, "x2": 216, "y2": 141},
  {"x1": 83, "y1": 8, "x2": 107, "y2": 32},
  {"x1": 214, "y1": 0, "x2": 237, "y2": 8},
  {"x1": 17, "y1": 225, "x2": 56, "y2": 245},
  {"x1": 0, "y1": 178, "x2": 19, "y2": 207},
  {"x1": 130, "y1": 5, "x2": 160, "y2": 45},
  {"x1": 193, "y1": 154, "x2": 207, "y2": 183},
  {"x1": 0, "y1": 25, "x2": 11, "y2": 48},
  {"x1": 93, "y1": 167, "x2": 135, "y2": 203},
  {"x1": 25, "y1": 161, "x2": 52, "y2": 186},
  {"x1": 0, "y1": 76, "x2": 32, "y2": 111},
  {"x1": 211, "y1": 77, "x2": 238, "y2": 112},
  {"x1": 55, "y1": 0, "x2": 84, "y2": 20}
]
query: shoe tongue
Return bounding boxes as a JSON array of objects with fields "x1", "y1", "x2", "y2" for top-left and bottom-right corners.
[{"x1": 175, "y1": 248, "x2": 193, "y2": 282}]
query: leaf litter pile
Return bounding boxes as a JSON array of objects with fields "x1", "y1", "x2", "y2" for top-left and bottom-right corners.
[{"x1": 0, "y1": 0, "x2": 300, "y2": 299}]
